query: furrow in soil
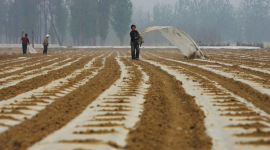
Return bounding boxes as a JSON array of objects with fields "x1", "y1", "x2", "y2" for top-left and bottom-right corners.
[
  {"x1": 141, "y1": 55, "x2": 270, "y2": 150},
  {"x1": 0, "y1": 51, "x2": 121, "y2": 150},
  {"x1": 28, "y1": 52, "x2": 149, "y2": 150}
]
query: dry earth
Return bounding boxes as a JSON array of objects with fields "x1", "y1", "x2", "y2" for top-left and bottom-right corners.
[{"x1": 0, "y1": 48, "x2": 269, "y2": 150}]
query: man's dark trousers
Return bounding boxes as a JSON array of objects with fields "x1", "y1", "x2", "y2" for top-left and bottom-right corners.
[
  {"x1": 43, "y1": 45, "x2": 48, "y2": 54},
  {"x1": 131, "y1": 42, "x2": 140, "y2": 59},
  {"x1": 22, "y1": 44, "x2": 27, "y2": 54}
]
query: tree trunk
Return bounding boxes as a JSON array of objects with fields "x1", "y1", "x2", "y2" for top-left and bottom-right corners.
[
  {"x1": 43, "y1": 1, "x2": 48, "y2": 38},
  {"x1": 101, "y1": 38, "x2": 105, "y2": 46},
  {"x1": 93, "y1": 37, "x2": 96, "y2": 46},
  {"x1": 100, "y1": 37, "x2": 103, "y2": 46},
  {"x1": 51, "y1": 22, "x2": 62, "y2": 46},
  {"x1": 78, "y1": 16, "x2": 83, "y2": 46},
  {"x1": 50, "y1": 8, "x2": 54, "y2": 45},
  {"x1": 32, "y1": 31, "x2": 34, "y2": 48},
  {"x1": 120, "y1": 39, "x2": 124, "y2": 46},
  {"x1": 21, "y1": 31, "x2": 24, "y2": 38},
  {"x1": 5, "y1": 25, "x2": 7, "y2": 44},
  {"x1": 46, "y1": 2, "x2": 62, "y2": 46},
  {"x1": 49, "y1": 25, "x2": 54, "y2": 44},
  {"x1": 40, "y1": 14, "x2": 42, "y2": 44},
  {"x1": 8, "y1": 31, "x2": 11, "y2": 44},
  {"x1": 78, "y1": 31, "x2": 81, "y2": 46},
  {"x1": 49, "y1": 26, "x2": 52, "y2": 44}
]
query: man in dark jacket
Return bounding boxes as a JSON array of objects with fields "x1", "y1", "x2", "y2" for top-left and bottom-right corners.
[
  {"x1": 21, "y1": 34, "x2": 30, "y2": 54},
  {"x1": 130, "y1": 25, "x2": 140, "y2": 60}
]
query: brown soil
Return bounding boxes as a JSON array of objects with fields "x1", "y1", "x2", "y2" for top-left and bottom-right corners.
[
  {"x1": 226, "y1": 122, "x2": 270, "y2": 129},
  {"x1": 125, "y1": 56, "x2": 212, "y2": 150},
  {"x1": 0, "y1": 53, "x2": 121, "y2": 150},
  {"x1": 238, "y1": 140, "x2": 270, "y2": 145},
  {"x1": 79, "y1": 122, "x2": 123, "y2": 127},
  {"x1": 235, "y1": 129, "x2": 270, "y2": 137},
  {"x1": 74, "y1": 129, "x2": 116, "y2": 134},
  {"x1": 59, "y1": 139, "x2": 102, "y2": 144},
  {"x1": 237, "y1": 117, "x2": 270, "y2": 123},
  {"x1": 221, "y1": 112, "x2": 261, "y2": 117}
]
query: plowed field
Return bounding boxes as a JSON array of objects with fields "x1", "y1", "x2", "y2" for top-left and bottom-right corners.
[{"x1": 0, "y1": 48, "x2": 269, "y2": 150}]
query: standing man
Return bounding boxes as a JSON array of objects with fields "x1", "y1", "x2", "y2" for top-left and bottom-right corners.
[
  {"x1": 130, "y1": 25, "x2": 140, "y2": 60},
  {"x1": 21, "y1": 34, "x2": 30, "y2": 54},
  {"x1": 43, "y1": 35, "x2": 49, "y2": 54}
]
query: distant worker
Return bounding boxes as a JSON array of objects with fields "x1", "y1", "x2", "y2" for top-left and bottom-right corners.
[
  {"x1": 43, "y1": 34, "x2": 49, "y2": 54},
  {"x1": 130, "y1": 25, "x2": 140, "y2": 60},
  {"x1": 21, "y1": 34, "x2": 30, "y2": 54}
]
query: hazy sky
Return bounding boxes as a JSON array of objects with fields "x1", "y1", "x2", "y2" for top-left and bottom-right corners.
[{"x1": 131, "y1": 0, "x2": 242, "y2": 11}]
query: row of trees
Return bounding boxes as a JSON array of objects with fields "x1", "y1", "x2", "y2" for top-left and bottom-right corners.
[
  {"x1": 133, "y1": 0, "x2": 270, "y2": 45},
  {"x1": 0, "y1": 0, "x2": 69, "y2": 45},
  {"x1": 0, "y1": 0, "x2": 269, "y2": 46},
  {"x1": 0, "y1": 0, "x2": 133, "y2": 46}
]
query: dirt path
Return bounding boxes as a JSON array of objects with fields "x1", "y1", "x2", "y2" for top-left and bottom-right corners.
[
  {"x1": 126, "y1": 53, "x2": 212, "y2": 150},
  {"x1": 0, "y1": 52, "x2": 121, "y2": 150}
]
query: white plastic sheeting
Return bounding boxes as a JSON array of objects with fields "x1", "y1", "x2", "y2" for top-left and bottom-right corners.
[
  {"x1": 140, "y1": 26, "x2": 205, "y2": 58},
  {"x1": 28, "y1": 46, "x2": 38, "y2": 54}
]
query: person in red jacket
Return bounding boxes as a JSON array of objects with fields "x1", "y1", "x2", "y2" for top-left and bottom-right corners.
[{"x1": 21, "y1": 34, "x2": 30, "y2": 54}]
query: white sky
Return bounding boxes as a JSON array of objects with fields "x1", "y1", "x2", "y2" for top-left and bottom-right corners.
[{"x1": 131, "y1": 0, "x2": 242, "y2": 11}]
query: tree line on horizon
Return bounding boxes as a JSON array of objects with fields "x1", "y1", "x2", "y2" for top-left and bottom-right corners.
[
  {"x1": 0, "y1": 0, "x2": 132, "y2": 46},
  {"x1": 133, "y1": 0, "x2": 270, "y2": 46},
  {"x1": 0, "y1": 0, "x2": 269, "y2": 46}
]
